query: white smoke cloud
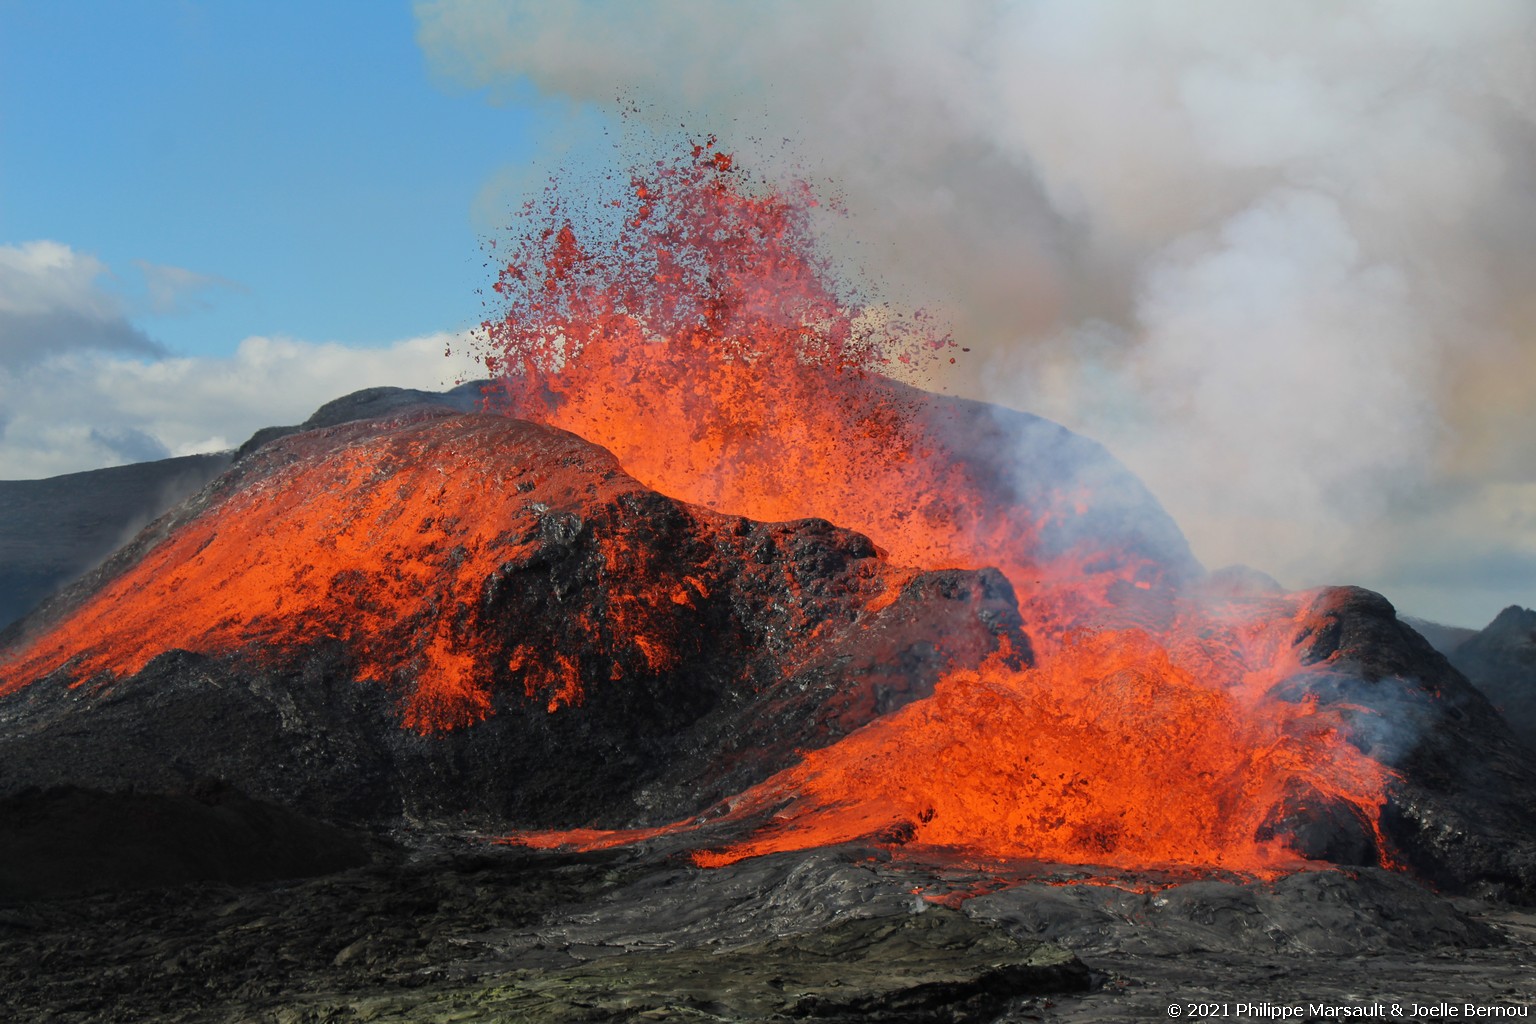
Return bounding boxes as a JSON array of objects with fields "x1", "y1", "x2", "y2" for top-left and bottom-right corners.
[{"x1": 416, "y1": 0, "x2": 1536, "y2": 627}]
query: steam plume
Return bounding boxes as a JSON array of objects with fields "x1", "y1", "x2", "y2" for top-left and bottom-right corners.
[{"x1": 416, "y1": 0, "x2": 1536, "y2": 624}]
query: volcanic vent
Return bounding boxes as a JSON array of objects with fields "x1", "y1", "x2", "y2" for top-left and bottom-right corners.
[
  {"x1": 1, "y1": 140, "x2": 1534, "y2": 898},
  {"x1": 467, "y1": 138, "x2": 1536, "y2": 887}
]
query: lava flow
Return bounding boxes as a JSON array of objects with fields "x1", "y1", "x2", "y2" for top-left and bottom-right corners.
[
  {"x1": 0, "y1": 415, "x2": 934, "y2": 735},
  {"x1": 684, "y1": 613, "x2": 1393, "y2": 874},
  {"x1": 478, "y1": 139, "x2": 1397, "y2": 875},
  {"x1": 0, "y1": 417, "x2": 658, "y2": 730},
  {"x1": 0, "y1": 138, "x2": 1401, "y2": 879}
]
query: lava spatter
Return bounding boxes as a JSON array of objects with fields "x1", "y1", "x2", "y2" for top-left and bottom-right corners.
[
  {"x1": 475, "y1": 138, "x2": 1398, "y2": 874},
  {"x1": 0, "y1": 138, "x2": 1407, "y2": 879}
]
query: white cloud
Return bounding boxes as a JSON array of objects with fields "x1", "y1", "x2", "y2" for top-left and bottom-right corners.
[
  {"x1": 0, "y1": 238, "x2": 481, "y2": 480},
  {"x1": 132, "y1": 260, "x2": 246, "y2": 315},
  {"x1": 0, "y1": 240, "x2": 163, "y2": 366},
  {"x1": 0, "y1": 332, "x2": 484, "y2": 480}
]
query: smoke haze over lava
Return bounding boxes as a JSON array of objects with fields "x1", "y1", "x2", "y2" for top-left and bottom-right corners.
[{"x1": 417, "y1": 0, "x2": 1536, "y2": 628}]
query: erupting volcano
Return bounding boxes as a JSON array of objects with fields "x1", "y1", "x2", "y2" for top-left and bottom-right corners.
[
  {"x1": 471, "y1": 139, "x2": 1397, "y2": 876},
  {"x1": 2, "y1": 139, "x2": 1532, "y2": 899}
]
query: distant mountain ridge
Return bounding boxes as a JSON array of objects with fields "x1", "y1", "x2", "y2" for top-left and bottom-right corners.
[
  {"x1": 1401, "y1": 615, "x2": 1479, "y2": 657},
  {"x1": 0, "y1": 453, "x2": 232, "y2": 631},
  {"x1": 1449, "y1": 606, "x2": 1536, "y2": 751}
]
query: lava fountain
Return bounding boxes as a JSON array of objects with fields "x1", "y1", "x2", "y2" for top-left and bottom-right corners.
[
  {"x1": 475, "y1": 139, "x2": 1397, "y2": 876},
  {"x1": 0, "y1": 138, "x2": 1399, "y2": 880}
]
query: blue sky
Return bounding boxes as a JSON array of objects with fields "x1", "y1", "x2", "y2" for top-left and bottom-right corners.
[{"x1": 0, "y1": 1, "x2": 539, "y2": 355}]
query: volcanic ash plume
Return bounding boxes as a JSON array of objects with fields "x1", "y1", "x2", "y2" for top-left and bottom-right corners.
[{"x1": 417, "y1": 0, "x2": 1536, "y2": 617}]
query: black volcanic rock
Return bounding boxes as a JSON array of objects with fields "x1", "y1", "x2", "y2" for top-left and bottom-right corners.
[
  {"x1": 1451, "y1": 605, "x2": 1536, "y2": 752},
  {"x1": 0, "y1": 783, "x2": 373, "y2": 902},
  {"x1": 416, "y1": 906, "x2": 1088, "y2": 1023},
  {"x1": 0, "y1": 412, "x2": 1026, "y2": 829},
  {"x1": 1281, "y1": 587, "x2": 1536, "y2": 899},
  {"x1": 0, "y1": 842, "x2": 1099, "y2": 1024},
  {"x1": 0, "y1": 839, "x2": 1522, "y2": 1024}
]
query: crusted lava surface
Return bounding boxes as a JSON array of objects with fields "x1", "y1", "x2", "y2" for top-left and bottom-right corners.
[
  {"x1": 0, "y1": 410, "x2": 1023, "y2": 829},
  {"x1": 1, "y1": 837, "x2": 1532, "y2": 1024},
  {"x1": 2, "y1": 400, "x2": 1535, "y2": 897},
  {"x1": 0, "y1": 397, "x2": 1534, "y2": 1022}
]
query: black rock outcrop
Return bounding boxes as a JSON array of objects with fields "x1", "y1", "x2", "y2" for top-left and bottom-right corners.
[{"x1": 1284, "y1": 588, "x2": 1536, "y2": 900}]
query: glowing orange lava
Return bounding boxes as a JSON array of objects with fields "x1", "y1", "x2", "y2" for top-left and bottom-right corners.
[
  {"x1": 478, "y1": 139, "x2": 1397, "y2": 875},
  {"x1": 0, "y1": 415, "x2": 912, "y2": 733},
  {"x1": 0, "y1": 137, "x2": 1401, "y2": 878},
  {"x1": 686, "y1": 610, "x2": 1393, "y2": 875},
  {"x1": 0, "y1": 418, "x2": 639, "y2": 728},
  {"x1": 471, "y1": 138, "x2": 1194, "y2": 654},
  {"x1": 502, "y1": 597, "x2": 1396, "y2": 877}
]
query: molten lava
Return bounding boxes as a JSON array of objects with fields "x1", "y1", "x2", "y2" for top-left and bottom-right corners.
[
  {"x1": 687, "y1": 614, "x2": 1393, "y2": 875},
  {"x1": 0, "y1": 415, "x2": 929, "y2": 735},
  {"x1": 476, "y1": 139, "x2": 1397, "y2": 875},
  {"x1": 0, "y1": 137, "x2": 1401, "y2": 879},
  {"x1": 0, "y1": 418, "x2": 646, "y2": 729}
]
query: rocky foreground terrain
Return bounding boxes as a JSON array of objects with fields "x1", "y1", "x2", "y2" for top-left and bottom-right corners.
[{"x1": 0, "y1": 815, "x2": 1532, "y2": 1023}]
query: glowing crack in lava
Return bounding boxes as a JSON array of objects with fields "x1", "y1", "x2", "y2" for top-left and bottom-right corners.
[{"x1": 477, "y1": 139, "x2": 1396, "y2": 875}]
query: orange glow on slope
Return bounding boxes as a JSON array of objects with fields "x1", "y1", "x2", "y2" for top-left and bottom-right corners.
[
  {"x1": 0, "y1": 418, "x2": 628, "y2": 729},
  {"x1": 474, "y1": 139, "x2": 1071, "y2": 589},
  {"x1": 0, "y1": 415, "x2": 911, "y2": 733},
  {"x1": 688, "y1": 611, "x2": 1394, "y2": 875},
  {"x1": 473, "y1": 141, "x2": 1186, "y2": 655},
  {"x1": 506, "y1": 598, "x2": 1396, "y2": 876},
  {"x1": 478, "y1": 140, "x2": 1397, "y2": 874},
  {"x1": 0, "y1": 137, "x2": 1402, "y2": 877}
]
